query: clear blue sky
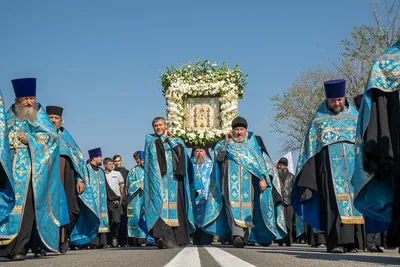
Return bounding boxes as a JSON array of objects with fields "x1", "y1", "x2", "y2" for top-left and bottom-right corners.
[{"x1": 0, "y1": 0, "x2": 378, "y2": 168}]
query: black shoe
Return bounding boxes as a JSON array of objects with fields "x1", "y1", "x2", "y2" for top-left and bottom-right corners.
[
  {"x1": 367, "y1": 246, "x2": 378, "y2": 253},
  {"x1": 156, "y1": 239, "x2": 166, "y2": 249},
  {"x1": 330, "y1": 246, "x2": 345, "y2": 253},
  {"x1": 261, "y1": 242, "x2": 272, "y2": 247},
  {"x1": 60, "y1": 240, "x2": 69, "y2": 254},
  {"x1": 376, "y1": 247, "x2": 384, "y2": 253},
  {"x1": 348, "y1": 248, "x2": 358, "y2": 253},
  {"x1": 247, "y1": 242, "x2": 255, "y2": 246},
  {"x1": 11, "y1": 254, "x2": 25, "y2": 261},
  {"x1": 278, "y1": 242, "x2": 283, "y2": 246},
  {"x1": 233, "y1": 236, "x2": 244, "y2": 248},
  {"x1": 34, "y1": 251, "x2": 46, "y2": 258}
]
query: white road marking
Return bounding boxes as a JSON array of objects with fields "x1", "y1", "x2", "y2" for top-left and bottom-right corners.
[
  {"x1": 164, "y1": 246, "x2": 201, "y2": 267},
  {"x1": 203, "y1": 246, "x2": 257, "y2": 267}
]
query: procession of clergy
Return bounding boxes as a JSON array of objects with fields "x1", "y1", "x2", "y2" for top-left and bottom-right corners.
[{"x1": 0, "y1": 42, "x2": 399, "y2": 262}]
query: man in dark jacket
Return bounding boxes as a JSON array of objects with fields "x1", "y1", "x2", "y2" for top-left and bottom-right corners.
[{"x1": 277, "y1": 157, "x2": 294, "y2": 246}]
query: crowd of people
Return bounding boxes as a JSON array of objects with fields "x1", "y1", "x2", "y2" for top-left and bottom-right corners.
[{"x1": 0, "y1": 41, "x2": 399, "y2": 262}]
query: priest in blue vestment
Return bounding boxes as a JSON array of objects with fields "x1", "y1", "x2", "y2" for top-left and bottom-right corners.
[
  {"x1": 46, "y1": 106, "x2": 99, "y2": 252},
  {"x1": 86, "y1": 147, "x2": 118, "y2": 249},
  {"x1": 209, "y1": 117, "x2": 277, "y2": 248},
  {"x1": 0, "y1": 78, "x2": 69, "y2": 261},
  {"x1": 127, "y1": 151, "x2": 154, "y2": 246},
  {"x1": 127, "y1": 150, "x2": 146, "y2": 243},
  {"x1": 292, "y1": 79, "x2": 365, "y2": 253},
  {"x1": 353, "y1": 41, "x2": 400, "y2": 250},
  {"x1": 253, "y1": 136, "x2": 287, "y2": 246},
  {"x1": 188, "y1": 146, "x2": 216, "y2": 245},
  {"x1": 0, "y1": 90, "x2": 15, "y2": 252},
  {"x1": 142, "y1": 117, "x2": 195, "y2": 249}
]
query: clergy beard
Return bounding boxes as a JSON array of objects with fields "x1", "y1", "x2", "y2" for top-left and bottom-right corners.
[
  {"x1": 330, "y1": 106, "x2": 344, "y2": 114},
  {"x1": 194, "y1": 155, "x2": 205, "y2": 164},
  {"x1": 233, "y1": 132, "x2": 248, "y2": 143},
  {"x1": 15, "y1": 104, "x2": 38, "y2": 123},
  {"x1": 156, "y1": 129, "x2": 165, "y2": 137}
]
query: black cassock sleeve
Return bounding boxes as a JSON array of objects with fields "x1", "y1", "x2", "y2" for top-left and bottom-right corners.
[
  {"x1": 0, "y1": 164, "x2": 5, "y2": 187},
  {"x1": 172, "y1": 144, "x2": 186, "y2": 181},
  {"x1": 364, "y1": 89, "x2": 400, "y2": 247},
  {"x1": 270, "y1": 175, "x2": 282, "y2": 205},
  {"x1": 155, "y1": 138, "x2": 167, "y2": 177},
  {"x1": 364, "y1": 89, "x2": 400, "y2": 177}
]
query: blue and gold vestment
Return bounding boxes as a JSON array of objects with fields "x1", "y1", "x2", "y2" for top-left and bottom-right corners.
[
  {"x1": 292, "y1": 100, "x2": 364, "y2": 231},
  {"x1": 207, "y1": 132, "x2": 277, "y2": 243},
  {"x1": 85, "y1": 164, "x2": 109, "y2": 234},
  {"x1": 0, "y1": 103, "x2": 69, "y2": 252},
  {"x1": 57, "y1": 127, "x2": 100, "y2": 245},
  {"x1": 0, "y1": 90, "x2": 15, "y2": 241},
  {"x1": 142, "y1": 134, "x2": 195, "y2": 234},
  {"x1": 127, "y1": 166, "x2": 146, "y2": 238},
  {"x1": 353, "y1": 40, "x2": 400, "y2": 234}
]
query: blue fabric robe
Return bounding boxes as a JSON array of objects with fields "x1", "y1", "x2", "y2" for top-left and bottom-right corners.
[
  {"x1": 85, "y1": 164, "x2": 109, "y2": 234},
  {"x1": 57, "y1": 128, "x2": 100, "y2": 245},
  {"x1": 142, "y1": 134, "x2": 195, "y2": 234},
  {"x1": 127, "y1": 166, "x2": 146, "y2": 238},
  {"x1": 208, "y1": 132, "x2": 277, "y2": 243},
  {"x1": 191, "y1": 156, "x2": 214, "y2": 228},
  {"x1": 263, "y1": 153, "x2": 287, "y2": 240},
  {"x1": 292, "y1": 100, "x2": 364, "y2": 230},
  {"x1": 0, "y1": 103, "x2": 69, "y2": 252},
  {"x1": 0, "y1": 90, "x2": 15, "y2": 241},
  {"x1": 353, "y1": 41, "x2": 400, "y2": 233}
]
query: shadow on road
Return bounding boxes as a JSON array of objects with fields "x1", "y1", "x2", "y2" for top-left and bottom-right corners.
[{"x1": 257, "y1": 249, "x2": 400, "y2": 266}]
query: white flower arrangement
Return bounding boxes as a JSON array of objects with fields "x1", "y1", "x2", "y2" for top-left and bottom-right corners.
[{"x1": 160, "y1": 59, "x2": 247, "y2": 145}]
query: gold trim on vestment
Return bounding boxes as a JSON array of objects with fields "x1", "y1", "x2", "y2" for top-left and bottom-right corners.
[
  {"x1": 162, "y1": 218, "x2": 179, "y2": 227},
  {"x1": 336, "y1": 193, "x2": 354, "y2": 201},
  {"x1": 230, "y1": 201, "x2": 251, "y2": 208},
  {"x1": 341, "y1": 216, "x2": 365, "y2": 224},
  {"x1": 10, "y1": 205, "x2": 23, "y2": 215},
  {"x1": 0, "y1": 235, "x2": 17, "y2": 245},
  {"x1": 162, "y1": 202, "x2": 177, "y2": 209},
  {"x1": 99, "y1": 227, "x2": 110, "y2": 233},
  {"x1": 234, "y1": 219, "x2": 254, "y2": 228}
]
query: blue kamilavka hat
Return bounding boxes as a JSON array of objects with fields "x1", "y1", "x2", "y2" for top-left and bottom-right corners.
[
  {"x1": 12, "y1": 78, "x2": 36, "y2": 98},
  {"x1": 139, "y1": 151, "x2": 145, "y2": 160},
  {"x1": 88, "y1": 147, "x2": 102, "y2": 158},
  {"x1": 324, "y1": 79, "x2": 346, "y2": 98}
]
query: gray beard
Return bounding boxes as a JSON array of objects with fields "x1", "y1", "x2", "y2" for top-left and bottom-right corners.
[
  {"x1": 15, "y1": 105, "x2": 38, "y2": 123},
  {"x1": 194, "y1": 156, "x2": 205, "y2": 164}
]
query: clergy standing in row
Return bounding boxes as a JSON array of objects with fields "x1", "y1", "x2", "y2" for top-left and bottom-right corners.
[
  {"x1": 86, "y1": 148, "x2": 109, "y2": 248},
  {"x1": 210, "y1": 116, "x2": 277, "y2": 248},
  {"x1": 142, "y1": 117, "x2": 194, "y2": 249},
  {"x1": 188, "y1": 146, "x2": 215, "y2": 245},
  {"x1": 46, "y1": 106, "x2": 100, "y2": 252},
  {"x1": 292, "y1": 79, "x2": 365, "y2": 253},
  {"x1": 253, "y1": 136, "x2": 287, "y2": 245},
  {"x1": 353, "y1": 40, "x2": 400, "y2": 251},
  {"x1": 0, "y1": 89, "x2": 15, "y2": 256},
  {"x1": 127, "y1": 151, "x2": 147, "y2": 244},
  {"x1": 0, "y1": 78, "x2": 69, "y2": 260}
]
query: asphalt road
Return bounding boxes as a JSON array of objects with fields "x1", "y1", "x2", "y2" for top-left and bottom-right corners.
[{"x1": 1, "y1": 244, "x2": 399, "y2": 267}]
